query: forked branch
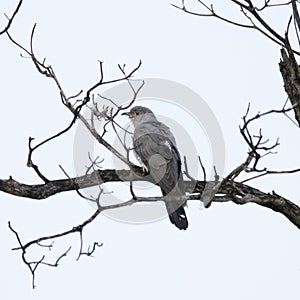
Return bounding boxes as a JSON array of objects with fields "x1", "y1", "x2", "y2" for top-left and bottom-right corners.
[{"x1": 0, "y1": 0, "x2": 23, "y2": 35}]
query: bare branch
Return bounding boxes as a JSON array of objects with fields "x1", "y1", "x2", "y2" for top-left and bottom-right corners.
[
  {"x1": 255, "y1": 1, "x2": 293, "y2": 11},
  {"x1": 172, "y1": 1, "x2": 255, "y2": 28},
  {"x1": 173, "y1": 0, "x2": 300, "y2": 55},
  {"x1": 1, "y1": 167, "x2": 300, "y2": 229},
  {"x1": 79, "y1": 241, "x2": 103, "y2": 258},
  {"x1": 76, "y1": 229, "x2": 103, "y2": 261},
  {"x1": 5, "y1": 26, "x2": 143, "y2": 168},
  {"x1": 0, "y1": 0, "x2": 23, "y2": 35},
  {"x1": 26, "y1": 137, "x2": 50, "y2": 183},
  {"x1": 85, "y1": 60, "x2": 142, "y2": 104},
  {"x1": 197, "y1": 155, "x2": 207, "y2": 182},
  {"x1": 183, "y1": 156, "x2": 197, "y2": 182},
  {"x1": 292, "y1": 0, "x2": 300, "y2": 33},
  {"x1": 8, "y1": 221, "x2": 71, "y2": 288},
  {"x1": 242, "y1": 167, "x2": 300, "y2": 183}
]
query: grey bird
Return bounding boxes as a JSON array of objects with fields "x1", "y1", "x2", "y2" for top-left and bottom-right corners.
[{"x1": 122, "y1": 106, "x2": 188, "y2": 230}]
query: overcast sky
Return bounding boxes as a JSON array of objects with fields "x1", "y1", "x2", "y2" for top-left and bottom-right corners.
[{"x1": 1, "y1": 1, "x2": 300, "y2": 299}]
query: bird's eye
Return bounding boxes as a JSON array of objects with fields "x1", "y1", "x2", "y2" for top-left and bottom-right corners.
[{"x1": 135, "y1": 111, "x2": 140, "y2": 116}]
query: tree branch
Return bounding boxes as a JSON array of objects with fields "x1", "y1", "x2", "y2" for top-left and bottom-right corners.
[
  {"x1": 173, "y1": 0, "x2": 300, "y2": 55},
  {"x1": 279, "y1": 39, "x2": 300, "y2": 126},
  {"x1": 0, "y1": 0, "x2": 23, "y2": 35},
  {"x1": 2, "y1": 168, "x2": 300, "y2": 229}
]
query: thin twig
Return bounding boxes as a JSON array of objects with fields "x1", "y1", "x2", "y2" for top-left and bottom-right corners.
[{"x1": 0, "y1": 0, "x2": 23, "y2": 35}]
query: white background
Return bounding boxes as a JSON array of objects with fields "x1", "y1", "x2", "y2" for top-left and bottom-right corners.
[{"x1": 1, "y1": 0, "x2": 300, "y2": 299}]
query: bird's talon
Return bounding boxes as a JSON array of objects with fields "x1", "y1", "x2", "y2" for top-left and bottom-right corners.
[{"x1": 142, "y1": 165, "x2": 147, "y2": 173}]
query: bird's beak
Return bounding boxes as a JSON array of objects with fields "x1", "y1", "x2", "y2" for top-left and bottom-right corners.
[{"x1": 121, "y1": 111, "x2": 132, "y2": 118}]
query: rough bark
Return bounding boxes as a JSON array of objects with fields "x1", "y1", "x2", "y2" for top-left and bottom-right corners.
[
  {"x1": 1, "y1": 169, "x2": 300, "y2": 229},
  {"x1": 279, "y1": 47, "x2": 300, "y2": 126}
]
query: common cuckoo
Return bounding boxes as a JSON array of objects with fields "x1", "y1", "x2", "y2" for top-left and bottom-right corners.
[{"x1": 122, "y1": 106, "x2": 188, "y2": 230}]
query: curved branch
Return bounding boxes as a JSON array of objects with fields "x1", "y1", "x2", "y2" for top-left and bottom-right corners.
[
  {"x1": 1, "y1": 168, "x2": 300, "y2": 229},
  {"x1": 174, "y1": 0, "x2": 300, "y2": 55},
  {"x1": 0, "y1": 0, "x2": 23, "y2": 35}
]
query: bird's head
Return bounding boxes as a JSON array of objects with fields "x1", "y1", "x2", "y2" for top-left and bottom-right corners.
[{"x1": 122, "y1": 106, "x2": 157, "y2": 126}]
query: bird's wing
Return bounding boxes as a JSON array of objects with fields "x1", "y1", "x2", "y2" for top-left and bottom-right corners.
[{"x1": 133, "y1": 125, "x2": 183, "y2": 195}]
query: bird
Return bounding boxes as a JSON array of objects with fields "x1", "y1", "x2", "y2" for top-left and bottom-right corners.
[{"x1": 122, "y1": 106, "x2": 188, "y2": 230}]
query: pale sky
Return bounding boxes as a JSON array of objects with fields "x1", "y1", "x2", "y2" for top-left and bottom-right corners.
[{"x1": 1, "y1": 1, "x2": 300, "y2": 299}]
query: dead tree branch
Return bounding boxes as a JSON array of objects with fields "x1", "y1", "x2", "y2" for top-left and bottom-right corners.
[
  {"x1": 8, "y1": 221, "x2": 71, "y2": 289},
  {"x1": 1, "y1": 169, "x2": 300, "y2": 227},
  {"x1": 173, "y1": 0, "x2": 300, "y2": 54},
  {"x1": 0, "y1": 0, "x2": 23, "y2": 35},
  {"x1": 173, "y1": 0, "x2": 300, "y2": 125},
  {"x1": 279, "y1": 37, "x2": 300, "y2": 126}
]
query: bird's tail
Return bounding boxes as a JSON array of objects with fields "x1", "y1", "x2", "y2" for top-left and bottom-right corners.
[{"x1": 165, "y1": 202, "x2": 188, "y2": 230}]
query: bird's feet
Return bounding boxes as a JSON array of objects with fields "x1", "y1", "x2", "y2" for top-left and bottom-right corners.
[{"x1": 142, "y1": 165, "x2": 148, "y2": 174}]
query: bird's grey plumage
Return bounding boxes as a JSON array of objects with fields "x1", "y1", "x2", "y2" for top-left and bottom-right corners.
[{"x1": 122, "y1": 106, "x2": 188, "y2": 230}]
